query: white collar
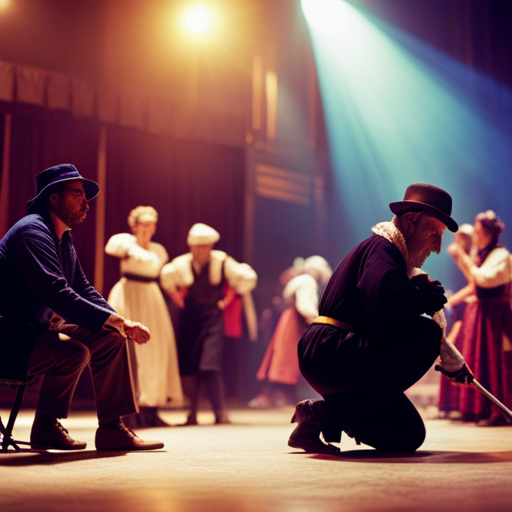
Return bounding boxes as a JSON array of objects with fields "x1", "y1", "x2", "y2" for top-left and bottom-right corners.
[{"x1": 371, "y1": 221, "x2": 413, "y2": 276}]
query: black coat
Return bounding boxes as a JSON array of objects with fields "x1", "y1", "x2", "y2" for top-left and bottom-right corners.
[{"x1": 298, "y1": 235, "x2": 443, "y2": 396}]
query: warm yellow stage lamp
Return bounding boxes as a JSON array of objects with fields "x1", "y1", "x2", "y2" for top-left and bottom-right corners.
[{"x1": 184, "y1": 4, "x2": 211, "y2": 34}]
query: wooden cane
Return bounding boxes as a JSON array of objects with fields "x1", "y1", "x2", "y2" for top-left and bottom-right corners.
[{"x1": 471, "y1": 379, "x2": 512, "y2": 421}]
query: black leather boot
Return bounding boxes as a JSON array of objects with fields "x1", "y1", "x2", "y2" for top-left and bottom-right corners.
[{"x1": 288, "y1": 400, "x2": 340, "y2": 454}]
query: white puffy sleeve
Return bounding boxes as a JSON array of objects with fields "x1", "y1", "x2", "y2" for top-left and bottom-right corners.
[
  {"x1": 283, "y1": 274, "x2": 318, "y2": 321},
  {"x1": 458, "y1": 247, "x2": 512, "y2": 288},
  {"x1": 105, "y1": 233, "x2": 160, "y2": 265},
  {"x1": 105, "y1": 233, "x2": 136, "y2": 258},
  {"x1": 224, "y1": 256, "x2": 257, "y2": 294},
  {"x1": 160, "y1": 254, "x2": 194, "y2": 292}
]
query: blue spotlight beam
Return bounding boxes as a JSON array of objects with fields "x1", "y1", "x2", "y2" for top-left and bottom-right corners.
[{"x1": 302, "y1": 0, "x2": 512, "y2": 289}]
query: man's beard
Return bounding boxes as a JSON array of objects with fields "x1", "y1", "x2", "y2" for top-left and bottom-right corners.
[
  {"x1": 57, "y1": 208, "x2": 87, "y2": 228},
  {"x1": 409, "y1": 248, "x2": 430, "y2": 269}
]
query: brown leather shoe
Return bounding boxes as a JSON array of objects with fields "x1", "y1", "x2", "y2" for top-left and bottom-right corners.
[
  {"x1": 95, "y1": 423, "x2": 164, "y2": 451},
  {"x1": 30, "y1": 419, "x2": 87, "y2": 450}
]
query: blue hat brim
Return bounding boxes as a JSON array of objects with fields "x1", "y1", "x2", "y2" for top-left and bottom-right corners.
[{"x1": 27, "y1": 176, "x2": 100, "y2": 213}]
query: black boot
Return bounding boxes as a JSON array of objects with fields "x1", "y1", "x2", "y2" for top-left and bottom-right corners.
[{"x1": 288, "y1": 400, "x2": 340, "y2": 454}]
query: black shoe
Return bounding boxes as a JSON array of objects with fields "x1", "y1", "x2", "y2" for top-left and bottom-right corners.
[
  {"x1": 288, "y1": 400, "x2": 340, "y2": 454},
  {"x1": 95, "y1": 423, "x2": 164, "y2": 450},
  {"x1": 31, "y1": 418, "x2": 87, "y2": 450},
  {"x1": 288, "y1": 423, "x2": 340, "y2": 454}
]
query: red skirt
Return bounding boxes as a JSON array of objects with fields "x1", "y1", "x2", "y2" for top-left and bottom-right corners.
[
  {"x1": 458, "y1": 297, "x2": 512, "y2": 421},
  {"x1": 256, "y1": 307, "x2": 307, "y2": 385}
]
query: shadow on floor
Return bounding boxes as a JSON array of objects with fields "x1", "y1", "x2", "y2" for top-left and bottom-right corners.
[
  {"x1": 0, "y1": 448, "x2": 163, "y2": 466},
  {"x1": 300, "y1": 449, "x2": 512, "y2": 464}
]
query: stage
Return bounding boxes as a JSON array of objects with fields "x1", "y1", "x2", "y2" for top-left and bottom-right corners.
[{"x1": 1, "y1": 407, "x2": 512, "y2": 512}]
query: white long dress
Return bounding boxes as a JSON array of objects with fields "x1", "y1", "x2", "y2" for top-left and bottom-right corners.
[{"x1": 105, "y1": 233, "x2": 183, "y2": 407}]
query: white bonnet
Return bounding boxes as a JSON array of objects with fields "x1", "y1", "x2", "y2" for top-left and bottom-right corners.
[
  {"x1": 303, "y1": 255, "x2": 332, "y2": 285},
  {"x1": 303, "y1": 255, "x2": 331, "y2": 273},
  {"x1": 187, "y1": 223, "x2": 220, "y2": 246}
]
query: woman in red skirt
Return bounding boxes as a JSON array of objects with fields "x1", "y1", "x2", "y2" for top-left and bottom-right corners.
[{"x1": 449, "y1": 211, "x2": 512, "y2": 426}]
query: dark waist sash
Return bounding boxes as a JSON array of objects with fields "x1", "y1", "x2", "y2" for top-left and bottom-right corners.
[
  {"x1": 476, "y1": 284, "x2": 507, "y2": 299},
  {"x1": 122, "y1": 273, "x2": 158, "y2": 283}
]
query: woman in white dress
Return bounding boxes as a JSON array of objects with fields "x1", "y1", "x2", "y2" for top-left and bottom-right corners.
[{"x1": 106, "y1": 206, "x2": 183, "y2": 427}]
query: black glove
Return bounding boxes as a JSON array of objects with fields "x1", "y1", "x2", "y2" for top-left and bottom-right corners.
[
  {"x1": 411, "y1": 274, "x2": 447, "y2": 316},
  {"x1": 435, "y1": 363, "x2": 474, "y2": 385}
]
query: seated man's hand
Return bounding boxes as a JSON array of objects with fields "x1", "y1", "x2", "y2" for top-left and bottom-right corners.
[
  {"x1": 124, "y1": 319, "x2": 150, "y2": 345},
  {"x1": 435, "y1": 363, "x2": 474, "y2": 385},
  {"x1": 105, "y1": 314, "x2": 150, "y2": 344}
]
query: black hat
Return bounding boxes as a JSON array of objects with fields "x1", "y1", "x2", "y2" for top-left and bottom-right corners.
[
  {"x1": 27, "y1": 164, "x2": 100, "y2": 213},
  {"x1": 389, "y1": 183, "x2": 458, "y2": 232}
]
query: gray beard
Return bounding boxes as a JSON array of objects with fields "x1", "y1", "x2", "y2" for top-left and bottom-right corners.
[{"x1": 409, "y1": 250, "x2": 429, "y2": 269}]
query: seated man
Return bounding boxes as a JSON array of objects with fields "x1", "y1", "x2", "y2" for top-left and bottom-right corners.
[
  {"x1": 0, "y1": 163, "x2": 163, "y2": 451},
  {"x1": 289, "y1": 183, "x2": 472, "y2": 453}
]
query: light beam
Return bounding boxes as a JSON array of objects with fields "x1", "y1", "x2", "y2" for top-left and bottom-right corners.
[{"x1": 302, "y1": 0, "x2": 512, "y2": 287}]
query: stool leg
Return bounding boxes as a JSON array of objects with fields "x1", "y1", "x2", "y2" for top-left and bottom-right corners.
[{"x1": 1, "y1": 385, "x2": 27, "y2": 452}]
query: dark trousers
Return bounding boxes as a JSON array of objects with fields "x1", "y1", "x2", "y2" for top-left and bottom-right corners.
[
  {"x1": 27, "y1": 324, "x2": 138, "y2": 422},
  {"x1": 299, "y1": 316, "x2": 442, "y2": 451},
  {"x1": 183, "y1": 370, "x2": 227, "y2": 417}
]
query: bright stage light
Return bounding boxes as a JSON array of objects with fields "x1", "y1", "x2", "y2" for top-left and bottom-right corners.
[
  {"x1": 301, "y1": 0, "x2": 346, "y2": 30},
  {"x1": 184, "y1": 4, "x2": 211, "y2": 34},
  {"x1": 301, "y1": 0, "x2": 362, "y2": 39}
]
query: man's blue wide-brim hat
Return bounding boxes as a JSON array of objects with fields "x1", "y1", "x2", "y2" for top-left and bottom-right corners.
[{"x1": 27, "y1": 163, "x2": 100, "y2": 213}]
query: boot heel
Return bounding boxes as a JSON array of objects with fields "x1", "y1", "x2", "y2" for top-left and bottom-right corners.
[
  {"x1": 290, "y1": 400, "x2": 309, "y2": 423},
  {"x1": 291, "y1": 404, "x2": 301, "y2": 423}
]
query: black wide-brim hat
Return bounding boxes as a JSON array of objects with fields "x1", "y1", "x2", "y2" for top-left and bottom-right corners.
[
  {"x1": 27, "y1": 163, "x2": 100, "y2": 213},
  {"x1": 389, "y1": 183, "x2": 458, "y2": 232}
]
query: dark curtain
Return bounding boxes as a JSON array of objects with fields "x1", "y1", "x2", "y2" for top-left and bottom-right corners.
[
  {"x1": 3, "y1": 102, "x2": 100, "y2": 279},
  {"x1": 103, "y1": 125, "x2": 246, "y2": 298}
]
